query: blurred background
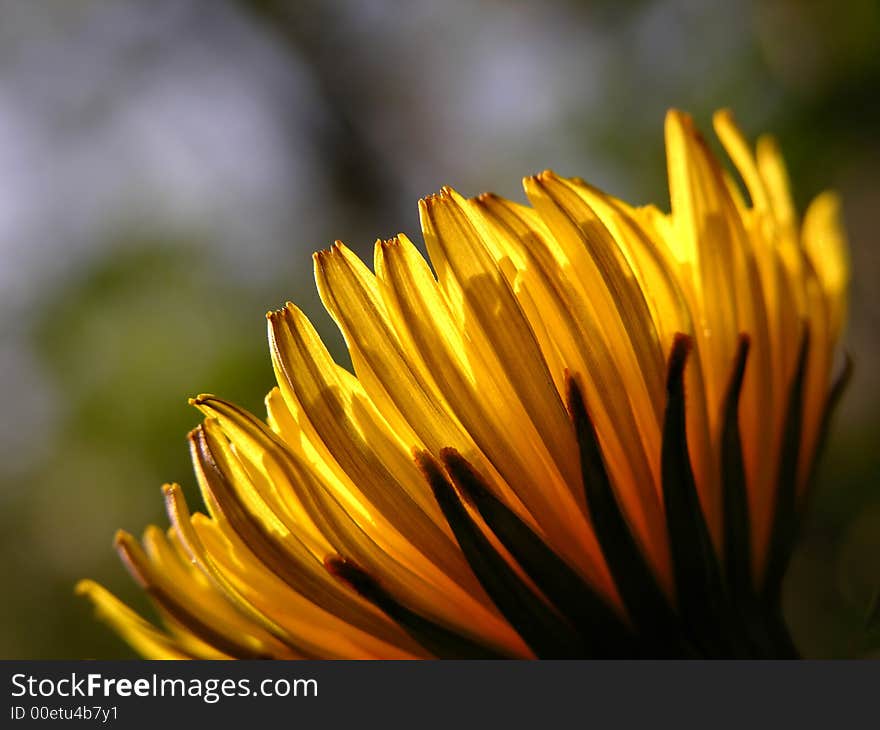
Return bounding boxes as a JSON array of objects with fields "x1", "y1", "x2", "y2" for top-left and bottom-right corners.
[{"x1": 0, "y1": 0, "x2": 877, "y2": 659}]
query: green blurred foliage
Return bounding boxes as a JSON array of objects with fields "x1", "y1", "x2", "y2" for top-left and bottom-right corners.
[{"x1": 1, "y1": 239, "x2": 275, "y2": 658}]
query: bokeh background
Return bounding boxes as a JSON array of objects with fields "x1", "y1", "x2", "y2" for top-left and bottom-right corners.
[{"x1": 0, "y1": 0, "x2": 877, "y2": 659}]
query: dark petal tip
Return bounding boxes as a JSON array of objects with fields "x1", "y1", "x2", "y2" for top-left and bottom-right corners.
[
  {"x1": 324, "y1": 555, "x2": 376, "y2": 597},
  {"x1": 666, "y1": 333, "x2": 693, "y2": 393},
  {"x1": 424, "y1": 449, "x2": 583, "y2": 658},
  {"x1": 567, "y1": 372, "x2": 689, "y2": 655},
  {"x1": 326, "y1": 554, "x2": 505, "y2": 659},
  {"x1": 442, "y1": 446, "x2": 636, "y2": 656}
]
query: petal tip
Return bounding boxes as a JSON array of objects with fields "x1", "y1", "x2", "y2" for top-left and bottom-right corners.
[{"x1": 667, "y1": 333, "x2": 693, "y2": 387}]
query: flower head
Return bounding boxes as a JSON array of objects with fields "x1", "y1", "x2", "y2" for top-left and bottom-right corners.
[{"x1": 78, "y1": 109, "x2": 849, "y2": 658}]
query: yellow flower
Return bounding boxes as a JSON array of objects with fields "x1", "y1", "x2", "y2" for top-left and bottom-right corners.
[{"x1": 78, "y1": 109, "x2": 849, "y2": 658}]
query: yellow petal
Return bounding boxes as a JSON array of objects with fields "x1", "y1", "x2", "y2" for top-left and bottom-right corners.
[{"x1": 75, "y1": 580, "x2": 194, "y2": 659}]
